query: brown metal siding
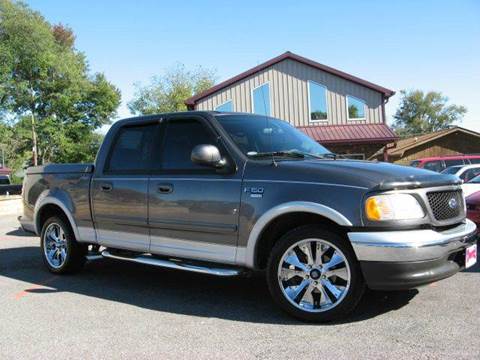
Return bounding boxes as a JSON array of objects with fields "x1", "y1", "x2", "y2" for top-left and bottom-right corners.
[
  {"x1": 393, "y1": 133, "x2": 480, "y2": 165},
  {"x1": 195, "y1": 59, "x2": 384, "y2": 126}
]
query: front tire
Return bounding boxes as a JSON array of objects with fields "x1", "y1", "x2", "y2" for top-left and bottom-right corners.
[
  {"x1": 40, "y1": 216, "x2": 87, "y2": 274},
  {"x1": 267, "y1": 225, "x2": 365, "y2": 322}
]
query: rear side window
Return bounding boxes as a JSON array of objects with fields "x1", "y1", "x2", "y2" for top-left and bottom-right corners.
[
  {"x1": 444, "y1": 159, "x2": 464, "y2": 167},
  {"x1": 106, "y1": 124, "x2": 157, "y2": 173},
  {"x1": 424, "y1": 160, "x2": 443, "y2": 172},
  {"x1": 160, "y1": 118, "x2": 218, "y2": 172}
]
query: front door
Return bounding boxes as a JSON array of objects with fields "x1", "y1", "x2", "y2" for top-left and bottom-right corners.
[
  {"x1": 148, "y1": 115, "x2": 242, "y2": 264},
  {"x1": 92, "y1": 122, "x2": 158, "y2": 252}
]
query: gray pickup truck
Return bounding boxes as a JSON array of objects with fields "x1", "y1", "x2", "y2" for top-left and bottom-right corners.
[{"x1": 19, "y1": 112, "x2": 477, "y2": 322}]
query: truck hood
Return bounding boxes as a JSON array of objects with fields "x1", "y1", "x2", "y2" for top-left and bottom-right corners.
[{"x1": 264, "y1": 159, "x2": 461, "y2": 191}]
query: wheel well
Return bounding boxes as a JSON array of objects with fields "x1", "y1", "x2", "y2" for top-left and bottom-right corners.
[
  {"x1": 254, "y1": 212, "x2": 346, "y2": 269},
  {"x1": 37, "y1": 204, "x2": 71, "y2": 235}
]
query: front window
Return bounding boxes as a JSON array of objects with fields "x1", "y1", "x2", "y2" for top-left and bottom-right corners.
[
  {"x1": 308, "y1": 81, "x2": 328, "y2": 122},
  {"x1": 215, "y1": 100, "x2": 233, "y2": 112},
  {"x1": 216, "y1": 114, "x2": 331, "y2": 158},
  {"x1": 252, "y1": 83, "x2": 271, "y2": 116},
  {"x1": 161, "y1": 119, "x2": 218, "y2": 171},
  {"x1": 347, "y1": 95, "x2": 366, "y2": 120}
]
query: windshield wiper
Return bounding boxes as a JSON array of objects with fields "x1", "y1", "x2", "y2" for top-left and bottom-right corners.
[
  {"x1": 288, "y1": 151, "x2": 340, "y2": 160},
  {"x1": 247, "y1": 150, "x2": 305, "y2": 159}
]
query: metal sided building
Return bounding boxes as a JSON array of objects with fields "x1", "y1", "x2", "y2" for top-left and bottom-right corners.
[{"x1": 185, "y1": 51, "x2": 398, "y2": 160}]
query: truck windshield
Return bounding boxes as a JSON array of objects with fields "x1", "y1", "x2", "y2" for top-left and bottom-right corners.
[{"x1": 215, "y1": 114, "x2": 332, "y2": 159}]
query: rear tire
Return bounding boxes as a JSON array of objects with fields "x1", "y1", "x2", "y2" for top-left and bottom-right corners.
[
  {"x1": 40, "y1": 216, "x2": 87, "y2": 274},
  {"x1": 266, "y1": 225, "x2": 365, "y2": 322}
]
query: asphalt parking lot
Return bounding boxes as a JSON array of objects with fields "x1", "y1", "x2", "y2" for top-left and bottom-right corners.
[{"x1": 0, "y1": 202, "x2": 479, "y2": 359}]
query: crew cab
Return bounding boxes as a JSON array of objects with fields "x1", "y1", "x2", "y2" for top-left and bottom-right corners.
[{"x1": 19, "y1": 112, "x2": 477, "y2": 322}]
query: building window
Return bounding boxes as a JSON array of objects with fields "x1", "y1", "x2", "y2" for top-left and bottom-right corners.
[
  {"x1": 215, "y1": 100, "x2": 233, "y2": 112},
  {"x1": 252, "y1": 83, "x2": 271, "y2": 116},
  {"x1": 347, "y1": 95, "x2": 366, "y2": 120},
  {"x1": 308, "y1": 81, "x2": 328, "y2": 122}
]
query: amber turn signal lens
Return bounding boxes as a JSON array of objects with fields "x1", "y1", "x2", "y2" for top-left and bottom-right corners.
[{"x1": 365, "y1": 197, "x2": 381, "y2": 221}]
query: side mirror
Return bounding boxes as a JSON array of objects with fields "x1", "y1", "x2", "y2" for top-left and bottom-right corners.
[{"x1": 191, "y1": 144, "x2": 226, "y2": 168}]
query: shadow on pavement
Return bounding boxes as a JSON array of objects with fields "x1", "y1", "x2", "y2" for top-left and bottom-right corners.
[
  {"x1": 6, "y1": 228, "x2": 34, "y2": 237},
  {"x1": 0, "y1": 245, "x2": 419, "y2": 325}
]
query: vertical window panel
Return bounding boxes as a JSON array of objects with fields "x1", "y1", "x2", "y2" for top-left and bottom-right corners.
[
  {"x1": 308, "y1": 81, "x2": 328, "y2": 121},
  {"x1": 252, "y1": 83, "x2": 271, "y2": 116}
]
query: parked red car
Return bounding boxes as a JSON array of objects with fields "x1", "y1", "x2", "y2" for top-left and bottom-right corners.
[
  {"x1": 466, "y1": 191, "x2": 480, "y2": 228},
  {"x1": 410, "y1": 155, "x2": 480, "y2": 172}
]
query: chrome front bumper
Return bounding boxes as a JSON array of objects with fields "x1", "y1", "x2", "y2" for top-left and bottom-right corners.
[{"x1": 348, "y1": 219, "x2": 477, "y2": 262}]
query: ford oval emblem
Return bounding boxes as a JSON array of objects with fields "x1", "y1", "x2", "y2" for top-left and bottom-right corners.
[{"x1": 448, "y1": 198, "x2": 458, "y2": 209}]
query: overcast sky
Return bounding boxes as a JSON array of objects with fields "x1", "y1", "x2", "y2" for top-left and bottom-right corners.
[{"x1": 26, "y1": 0, "x2": 480, "y2": 132}]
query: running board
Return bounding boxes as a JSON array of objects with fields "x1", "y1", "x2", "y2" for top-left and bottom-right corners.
[{"x1": 101, "y1": 250, "x2": 243, "y2": 277}]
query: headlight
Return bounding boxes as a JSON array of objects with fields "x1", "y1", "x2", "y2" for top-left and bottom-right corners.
[{"x1": 365, "y1": 194, "x2": 425, "y2": 221}]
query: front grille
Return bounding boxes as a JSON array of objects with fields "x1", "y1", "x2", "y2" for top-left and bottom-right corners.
[{"x1": 426, "y1": 190, "x2": 463, "y2": 221}]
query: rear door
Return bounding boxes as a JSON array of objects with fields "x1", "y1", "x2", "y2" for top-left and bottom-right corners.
[
  {"x1": 147, "y1": 114, "x2": 242, "y2": 264},
  {"x1": 91, "y1": 122, "x2": 159, "y2": 252}
]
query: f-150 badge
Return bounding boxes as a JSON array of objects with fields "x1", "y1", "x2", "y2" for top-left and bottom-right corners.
[{"x1": 244, "y1": 187, "x2": 264, "y2": 198}]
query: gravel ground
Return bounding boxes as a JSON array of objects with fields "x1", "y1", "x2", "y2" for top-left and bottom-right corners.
[{"x1": 0, "y1": 208, "x2": 479, "y2": 359}]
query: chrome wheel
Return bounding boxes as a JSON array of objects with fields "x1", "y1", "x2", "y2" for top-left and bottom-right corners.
[
  {"x1": 43, "y1": 223, "x2": 68, "y2": 269},
  {"x1": 277, "y1": 238, "x2": 351, "y2": 313}
]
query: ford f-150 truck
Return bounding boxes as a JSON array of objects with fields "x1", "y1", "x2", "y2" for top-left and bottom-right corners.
[{"x1": 19, "y1": 112, "x2": 478, "y2": 322}]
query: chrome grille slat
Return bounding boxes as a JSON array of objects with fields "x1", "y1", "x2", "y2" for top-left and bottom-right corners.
[{"x1": 426, "y1": 190, "x2": 463, "y2": 221}]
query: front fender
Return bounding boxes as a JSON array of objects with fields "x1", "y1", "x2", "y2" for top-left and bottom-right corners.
[{"x1": 239, "y1": 201, "x2": 353, "y2": 268}]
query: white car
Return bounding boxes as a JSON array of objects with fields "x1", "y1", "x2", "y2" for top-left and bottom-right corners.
[
  {"x1": 463, "y1": 175, "x2": 480, "y2": 197},
  {"x1": 441, "y1": 164, "x2": 480, "y2": 182}
]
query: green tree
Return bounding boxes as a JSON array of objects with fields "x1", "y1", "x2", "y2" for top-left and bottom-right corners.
[
  {"x1": 0, "y1": 0, "x2": 120, "y2": 167},
  {"x1": 128, "y1": 64, "x2": 216, "y2": 115},
  {"x1": 392, "y1": 90, "x2": 467, "y2": 137}
]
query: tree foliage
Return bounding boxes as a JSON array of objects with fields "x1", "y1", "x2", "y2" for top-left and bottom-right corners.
[
  {"x1": 128, "y1": 64, "x2": 216, "y2": 115},
  {"x1": 392, "y1": 90, "x2": 467, "y2": 137},
  {"x1": 0, "y1": 0, "x2": 120, "y2": 173}
]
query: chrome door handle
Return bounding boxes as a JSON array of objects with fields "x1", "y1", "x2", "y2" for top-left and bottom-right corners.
[
  {"x1": 100, "y1": 183, "x2": 113, "y2": 192},
  {"x1": 157, "y1": 183, "x2": 174, "y2": 194}
]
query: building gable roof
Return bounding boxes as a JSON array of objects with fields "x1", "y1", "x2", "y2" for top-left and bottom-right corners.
[
  {"x1": 185, "y1": 51, "x2": 395, "y2": 108},
  {"x1": 375, "y1": 126, "x2": 480, "y2": 158}
]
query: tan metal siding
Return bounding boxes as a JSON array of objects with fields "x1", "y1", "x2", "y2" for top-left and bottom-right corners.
[{"x1": 195, "y1": 59, "x2": 384, "y2": 126}]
